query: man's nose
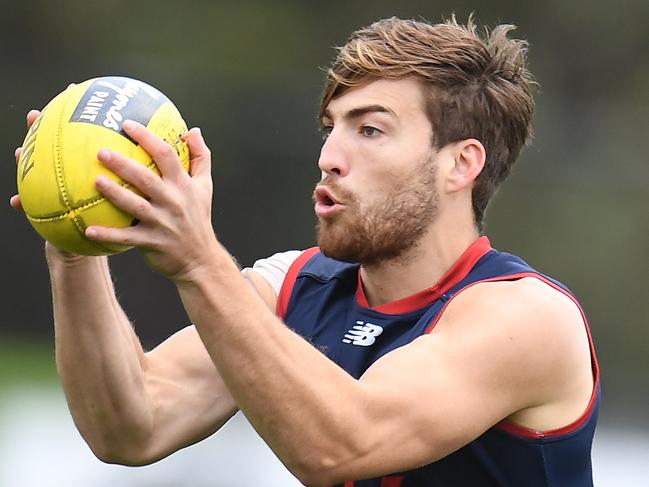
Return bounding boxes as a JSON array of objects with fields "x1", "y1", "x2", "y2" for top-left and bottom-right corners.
[{"x1": 318, "y1": 130, "x2": 349, "y2": 177}]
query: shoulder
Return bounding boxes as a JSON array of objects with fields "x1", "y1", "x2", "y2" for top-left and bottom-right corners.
[
  {"x1": 244, "y1": 248, "x2": 351, "y2": 313},
  {"x1": 439, "y1": 277, "x2": 586, "y2": 354},
  {"x1": 453, "y1": 277, "x2": 584, "y2": 332},
  {"x1": 254, "y1": 248, "x2": 358, "y2": 288},
  {"x1": 434, "y1": 277, "x2": 592, "y2": 407},
  {"x1": 238, "y1": 250, "x2": 304, "y2": 312},
  {"x1": 249, "y1": 250, "x2": 304, "y2": 295}
]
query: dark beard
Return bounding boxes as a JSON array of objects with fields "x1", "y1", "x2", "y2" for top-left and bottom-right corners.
[{"x1": 315, "y1": 157, "x2": 438, "y2": 267}]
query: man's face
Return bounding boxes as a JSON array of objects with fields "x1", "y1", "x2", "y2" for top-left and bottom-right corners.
[{"x1": 313, "y1": 78, "x2": 439, "y2": 266}]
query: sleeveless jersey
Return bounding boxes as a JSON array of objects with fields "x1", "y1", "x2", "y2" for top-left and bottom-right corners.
[{"x1": 276, "y1": 237, "x2": 599, "y2": 487}]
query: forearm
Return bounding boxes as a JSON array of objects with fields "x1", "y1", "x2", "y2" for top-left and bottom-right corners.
[
  {"x1": 47, "y1": 245, "x2": 152, "y2": 460},
  {"x1": 176, "y1": 248, "x2": 366, "y2": 484}
]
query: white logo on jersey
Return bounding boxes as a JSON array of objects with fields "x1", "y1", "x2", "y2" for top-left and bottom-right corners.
[{"x1": 342, "y1": 321, "x2": 383, "y2": 346}]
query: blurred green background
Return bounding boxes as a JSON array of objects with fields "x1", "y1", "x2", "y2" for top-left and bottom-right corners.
[{"x1": 1, "y1": 0, "x2": 647, "y2": 485}]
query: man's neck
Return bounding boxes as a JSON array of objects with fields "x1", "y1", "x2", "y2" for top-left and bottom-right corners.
[{"x1": 359, "y1": 222, "x2": 480, "y2": 308}]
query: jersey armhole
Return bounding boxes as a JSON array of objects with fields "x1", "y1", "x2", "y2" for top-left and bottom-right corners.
[{"x1": 276, "y1": 247, "x2": 320, "y2": 319}]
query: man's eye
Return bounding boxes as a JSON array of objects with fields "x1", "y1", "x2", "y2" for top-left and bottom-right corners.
[{"x1": 360, "y1": 126, "x2": 380, "y2": 137}]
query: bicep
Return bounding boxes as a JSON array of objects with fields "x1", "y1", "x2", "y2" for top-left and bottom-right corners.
[
  {"x1": 131, "y1": 254, "x2": 298, "y2": 462},
  {"x1": 139, "y1": 325, "x2": 238, "y2": 462}
]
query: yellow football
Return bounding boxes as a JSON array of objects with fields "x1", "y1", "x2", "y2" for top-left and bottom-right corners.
[{"x1": 16, "y1": 76, "x2": 190, "y2": 255}]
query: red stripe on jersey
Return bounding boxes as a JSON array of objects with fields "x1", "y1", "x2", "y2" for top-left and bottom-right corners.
[
  {"x1": 381, "y1": 476, "x2": 404, "y2": 487},
  {"x1": 424, "y1": 271, "x2": 600, "y2": 439},
  {"x1": 356, "y1": 236, "x2": 492, "y2": 314},
  {"x1": 276, "y1": 247, "x2": 320, "y2": 319},
  {"x1": 339, "y1": 477, "x2": 403, "y2": 486}
]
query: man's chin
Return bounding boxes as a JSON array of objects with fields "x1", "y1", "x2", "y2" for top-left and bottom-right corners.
[
  {"x1": 318, "y1": 245, "x2": 360, "y2": 263},
  {"x1": 317, "y1": 227, "x2": 358, "y2": 263},
  {"x1": 318, "y1": 234, "x2": 377, "y2": 265},
  {"x1": 316, "y1": 218, "x2": 384, "y2": 264},
  {"x1": 317, "y1": 225, "x2": 416, "y2": 266}
]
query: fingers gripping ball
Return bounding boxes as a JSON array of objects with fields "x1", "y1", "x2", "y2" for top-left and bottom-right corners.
[{"x1": 16, "y1": 76, "x2": 190, "y2": 255}]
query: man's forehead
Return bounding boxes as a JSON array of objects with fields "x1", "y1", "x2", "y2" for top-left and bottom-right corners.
[{"x1": 322, "y1": 78, "x2": 427, "y2": 120}]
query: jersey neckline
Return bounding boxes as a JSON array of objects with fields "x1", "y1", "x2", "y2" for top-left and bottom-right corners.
[{"x1": 355, "y1": 236, "x2": 493, "y2": 315}]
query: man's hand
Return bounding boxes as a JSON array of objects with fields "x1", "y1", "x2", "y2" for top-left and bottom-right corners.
[{"x1": 84, "y1": 120, "x2": 218, "y2": 281}]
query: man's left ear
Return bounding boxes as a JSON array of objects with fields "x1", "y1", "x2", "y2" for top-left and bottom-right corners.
[{"x1": 446, "y1": 139, "x2": 486, "y2": 192}]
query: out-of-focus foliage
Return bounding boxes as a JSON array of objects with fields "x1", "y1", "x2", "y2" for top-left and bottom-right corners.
[{"x1": 1, "y1": 0, "x2": 647, "y2": 427}]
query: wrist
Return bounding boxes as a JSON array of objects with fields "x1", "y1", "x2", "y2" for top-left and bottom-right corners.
[
  {"x1": 172, "y1": 239, "x2": 240, "y2": 287},
  {"x1": 45, "y1": 241, "x2": 101, "y2": 267}
]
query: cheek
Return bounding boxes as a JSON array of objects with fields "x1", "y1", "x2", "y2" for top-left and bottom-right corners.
[
  {"x1": 348, "y1": 143, "x2": 430, "y2": 203},
  {"x1": 351, "y1": 172, "x2": 399, "y2": 211},
  {"x1": 356, "y1": 182, "x2": 393, "y2": 215}
]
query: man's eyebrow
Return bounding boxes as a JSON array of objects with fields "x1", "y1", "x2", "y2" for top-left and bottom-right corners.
[{"x1": 321, "y1": 104, "x2": 397, "y2": 123}]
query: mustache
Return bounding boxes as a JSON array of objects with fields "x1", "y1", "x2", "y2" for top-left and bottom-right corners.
[{"x1": 312, "y1": 178, "x2": 356, "y2": 203}]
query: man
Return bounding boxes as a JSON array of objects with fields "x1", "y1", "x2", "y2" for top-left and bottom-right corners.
[{"x1": 12, "y1": 16, "x2": 598, "y2": 487}]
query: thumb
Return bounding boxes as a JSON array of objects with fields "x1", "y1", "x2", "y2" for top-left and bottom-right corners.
[{"x1": 184, "y1": 127, "x2": 212, "y2": 178}]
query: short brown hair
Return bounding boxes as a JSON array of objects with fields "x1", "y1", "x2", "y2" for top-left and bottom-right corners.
[{"x1": 320, "y1": 15, "x2": 536, "y2": 230}]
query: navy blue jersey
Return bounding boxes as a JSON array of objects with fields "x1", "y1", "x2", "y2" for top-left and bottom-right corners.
[{"x1": 276, "y1": 237, "x2": 599, "y2": 487}]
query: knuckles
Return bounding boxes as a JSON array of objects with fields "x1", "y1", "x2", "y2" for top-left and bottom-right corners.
[
  {"x1": 133, "y1": 200, "x2": 152, "y2": 218},
  {"x1": 151, "y1": 144, "x2": 176, "y2": 161},
  {"x1": 137, "y1": 171, "x2": 159, "y2": 192}
]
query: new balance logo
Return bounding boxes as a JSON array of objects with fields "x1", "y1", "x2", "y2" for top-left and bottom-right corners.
[{"x1": 342, "y1": 321, "x2": 383, "y2": 346}]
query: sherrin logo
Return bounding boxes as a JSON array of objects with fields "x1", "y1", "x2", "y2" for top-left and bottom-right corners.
[
  {"x1": 342, "y1": 321, "x2": 384, "y2": 346},
  {"x1": 69, "y1": 76, "x2": 167, "y2": 134}
]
